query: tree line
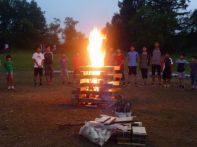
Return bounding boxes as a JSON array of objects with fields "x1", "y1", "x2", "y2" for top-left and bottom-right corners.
[
  {"x1": 103, "y1": 0, "x2": 197, "y2": 53},
  {"x1": 0, "y1": 0, "x2": 196, "y2": 53},
  {"x1": 0, "y1": 0, "x2": 87, "y2": 53}
]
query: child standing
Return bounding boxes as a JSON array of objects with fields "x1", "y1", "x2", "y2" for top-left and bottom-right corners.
[
  {"x1": 162, "y1": 53, "x2": 173, "y2": 88},
  {"x1": 175, "y1": 54, "x2": 189, "y2": 88},
  {"x1": 44, "y1": 46, "x2": 53, "y2": 85},
  {"x1": 140, "y1": 47, "x2": 150, "y2": 85},
  {"x1": 190, "y1": 56, "x2": 197, "y2": 89},
  {"x1": 4, "y1": 55, "x2": 15, "y2": 90},
  {"x1": 60, "y1": 54, "x2": 70, "y2": 84},
  {"x1": 128, "y1": 46, "x2": 139, "y2": 86}
]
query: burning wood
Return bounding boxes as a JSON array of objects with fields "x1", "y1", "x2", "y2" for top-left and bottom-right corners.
[{"x1": 73, "y1": 28, "x2": 122, "y2": 106}]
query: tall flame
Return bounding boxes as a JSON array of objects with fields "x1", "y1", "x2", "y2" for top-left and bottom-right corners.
[{"x1": 87, "y1": 28, "x2": 105, "y2": 67}]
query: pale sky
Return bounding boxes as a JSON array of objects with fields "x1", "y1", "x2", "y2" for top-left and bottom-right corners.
[{"x1": 33, "y1": 0, "x2": 197, "y2": 36}]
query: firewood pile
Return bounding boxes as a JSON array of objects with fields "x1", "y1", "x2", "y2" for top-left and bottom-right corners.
[
  {"x1": 79, "y1": 114, "x2": 147, "y2": 146},
  {"x1": 73, "y1": 66, "x2": 122, "y2": 106},
  {"x1": 79, "y1": 99, "x2": 147, "y2": 146}
]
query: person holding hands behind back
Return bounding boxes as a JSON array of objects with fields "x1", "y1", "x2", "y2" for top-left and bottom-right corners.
[{"x1": 32, "y1": 47, "x2": 45, "y2": 86}]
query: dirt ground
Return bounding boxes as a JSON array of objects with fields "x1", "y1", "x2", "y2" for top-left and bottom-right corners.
[{"x1": 0, "y1": 71, "x2": 197, "y2": 147}]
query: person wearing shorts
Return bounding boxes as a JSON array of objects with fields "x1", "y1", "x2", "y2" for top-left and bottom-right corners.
[
  {"x1": 151, "y1": 42, "x2": 162, "y2": 85},
  {"x1": 44, "y1": 46, "x2": 53, "y2": 85},
  {"x1": 128, "y1": 46, "x2": 139, "y2": 85},
  {"x1": 175, "y1": 54, "x2": 189, "y2": 88},
  {"x1": 32, "y1": 47, "x2": 44, "y2": 86},
  {"x1": 4, "y1": 55, "x2": 15, "y2": 90}
]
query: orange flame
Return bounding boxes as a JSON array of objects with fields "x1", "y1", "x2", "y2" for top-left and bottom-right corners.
[{"x1": 87, "y1": 28, "x2": 106, "y2": 67}]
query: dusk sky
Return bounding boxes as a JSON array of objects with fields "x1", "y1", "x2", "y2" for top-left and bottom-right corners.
[{"x1": 34, "y1": 0, "x2": 197, "y2": 36}]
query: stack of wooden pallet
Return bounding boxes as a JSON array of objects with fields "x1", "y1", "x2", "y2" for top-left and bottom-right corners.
[{"x1": 73, "y1": 66, "x2": 122, "y2": 106}]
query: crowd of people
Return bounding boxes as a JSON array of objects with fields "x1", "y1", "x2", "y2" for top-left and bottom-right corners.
[
  {"x1": 0, "y1": 42, "x2": 197, "y2": 90},
  {"x1": 106, "y1": 42, "x2": 197, "y2": 89}
]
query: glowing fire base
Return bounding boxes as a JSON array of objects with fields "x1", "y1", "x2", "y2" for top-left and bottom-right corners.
[{"x1": 73, "y1": 66, "x2": 122, "y2": 106}]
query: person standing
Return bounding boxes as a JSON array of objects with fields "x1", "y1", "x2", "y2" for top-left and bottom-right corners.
[
  {"x1": 162, "y1": 53, "x2": 173, "y2": 88},
  {"x1": 60, "y1": 53, "x2": 70, "y2": 84},
  {"x1": 128, "y1": 46, "x2": 139, "y2": 86},
  {"x1": 140, "y1": 47, "x2": 150, "y2": 85},
  {"x1": 175, "y1": 54, "x2": 189, "y2": 88},
  {"x1": 44, "y1": 46, "x2": 53, "y2": 85},
  {"x1": 190, "y1": 56, "x2": 197, "y2": 89},
  {"x1": 72, "y1": 52, "x2": 81, "y2": 81},
  {"x1": 151, "y1": 42, "x2": 162, "y2": 85},
  {"x1": 32, "y1": 47, "x2": 45, "y2": 86},
  {"x1": 114, "y1": 49, "x2": 125, "y2": 85},
  {"x1": 105, "y1": 48, "x2": 115, "y2": 66},
  {"x1": 4, "y1": 55, "x2": 15, "y2": 90}
]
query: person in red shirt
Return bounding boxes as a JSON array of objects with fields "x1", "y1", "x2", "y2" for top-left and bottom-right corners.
[
  {"x1": 72, "y1": 52, "x2": 81, "y2": 81},
  {"x1": 114, "y1": 49, "x2": 125, "y2": 85}
]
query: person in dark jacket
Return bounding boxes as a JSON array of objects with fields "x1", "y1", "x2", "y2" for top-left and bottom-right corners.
[{"x1": 162, "y1": 53, "x2": 173, "y2": 88}]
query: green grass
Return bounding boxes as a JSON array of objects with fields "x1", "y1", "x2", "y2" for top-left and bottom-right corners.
[
  {"x1": 0, "y1": 50, "x2": 72, "y2": 71},
  {"x1": 0, "y1": 50, "x2": 195, "y2": 73}
]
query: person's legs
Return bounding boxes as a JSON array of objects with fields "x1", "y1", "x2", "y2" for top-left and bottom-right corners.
[
  {"x1": 133, "y1": 67, "x2": 137, "y2": 85},
  {"x1": 157, "y1": 65, "x2": 162, "y2": 85},
  {"x1": 6, "y1": 73, "x2": 10, "y2": 89},
  {"x1": 191, "y1": 75, "x2": 194, "y2": 88},
  {"x1": 178, "y1": 72, "x2": 184, "y2": 88},
  {"x1": 152, "y1": 65, "x2": 156, "y2": 84},
  {"x1": 34, "y1": 68, "x2": 39, "y2": 86},
  {"x1": 118, "y1": 69, "x2": 125, "y2": 85},
  {"x1": 10, "y1": 72, "x2": 14, "y2": 89},
  {"x1": 39, "y1": 68, "x2": 43, "y2": 85},
  {"x1": 128, "y1": 66, "x2": 132, "y2": 84},
  {"x1": 142, "y1": 68, "x2": 148, "y2": 85},
  {"x1": 194, "y1": 75, "x2": 197, "y2": 89},
  {"x1": 45, "y1": 65, "x2": 50, "y2": 84},
  {"x1": 61, "y1": 68, "x2": 66, "y2": 84},
  {"x1": 49, "y1": 65, "x2": 53, "y2": 84}
]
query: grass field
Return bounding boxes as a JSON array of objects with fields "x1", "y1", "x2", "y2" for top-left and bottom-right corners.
[{"x1": 0, "y1": 51, "x2": 197, "y2": 147}]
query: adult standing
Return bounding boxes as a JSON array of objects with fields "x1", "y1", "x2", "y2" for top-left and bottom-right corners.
[
  {"x1": 44, "y1": 46, "x2": 53, "y2": 85},
  {"x1": 140, "y1": 47, "x2": 150, "y2": 85},
  {"x1": 105, "y1": 48, "x2": 115, "y2": 66},
  {"x1": 151, "y1": 42, "x2": 162, "y2": 85},
  {"x1": 128, "y1": 46, "x2": 139, "y2": 86},
  {"x1": 32, "y1": 47, "x2": 45, "y2": 86}
]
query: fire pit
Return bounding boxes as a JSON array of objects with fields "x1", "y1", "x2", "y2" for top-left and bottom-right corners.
[{"x1": 73, "y1": 28, "x2": 122, "y2": 106}]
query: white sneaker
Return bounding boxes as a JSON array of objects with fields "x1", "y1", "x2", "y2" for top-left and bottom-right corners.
[
  {"x1": 8, "y1": 86, "x2": 11, "y2": 90},
  {"x1": 11, "y1": 86, "x2": 15, "y2": 90}
]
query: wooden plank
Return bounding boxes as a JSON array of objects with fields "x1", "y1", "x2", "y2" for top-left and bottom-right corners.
[
  {"x1": 79, "y1": 87, "x2": 121, "y2": 92},
  {"x1": 79, "y1": 66, "x2": 121, "y2": 72},
  {"x1": 73, "y1": 90, "x2": 121, "y2": 95},
  {"x1": 77, "y1": 74, "x2": 122, "y2": 79},
  {"x1": 79, "y1": 83, "x2": 121, "y2": 88},
  {"x1": 79, "y1": 79, "x2": 121, "y2": 85}
]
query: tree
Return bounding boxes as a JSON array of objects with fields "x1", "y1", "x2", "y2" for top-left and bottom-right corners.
[
  {"x1": 0, "y1": 0, "x2": 47, "y2": 49},
  {"x1": 104, "y1": 0, "x2": 191, "y2": 52},
  {"x1": 62, "y1": 17, "x2": 87, "y2": 54},
  {"x1": 44, "y1": 18, "x2": 61, "y2": 46}
]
